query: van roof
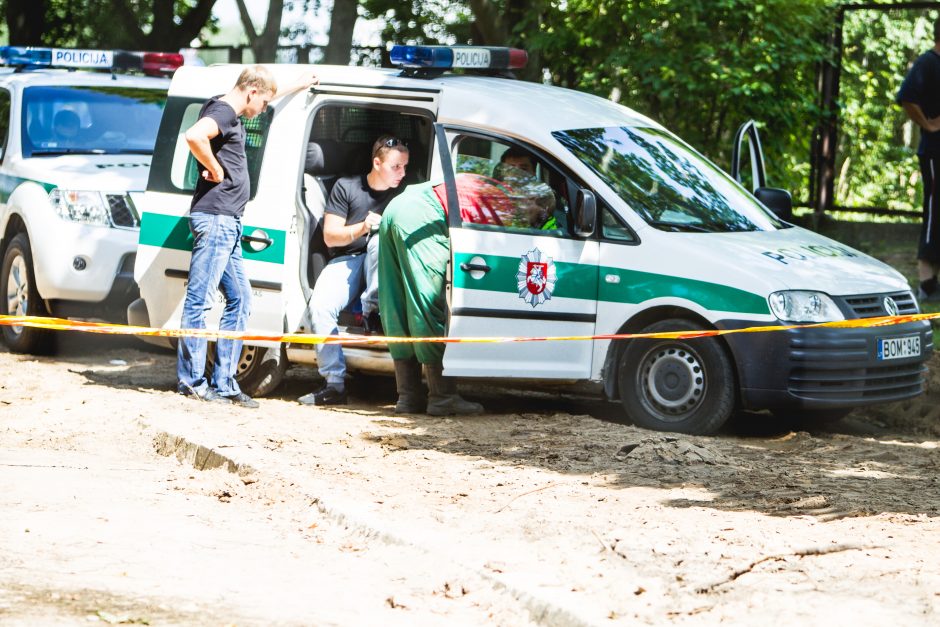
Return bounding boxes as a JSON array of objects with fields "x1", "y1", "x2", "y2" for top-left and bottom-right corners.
[{"x1": 168, "y1": 63, "x2": 663, "y2": 138}]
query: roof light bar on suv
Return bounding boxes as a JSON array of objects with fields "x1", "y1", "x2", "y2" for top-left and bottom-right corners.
[
  {"x1": 389, "y1": 45, "x2": 527, "y2": 72},
  {"x1": 0, "y1": 46, "x2": 183, "y2": 76}
]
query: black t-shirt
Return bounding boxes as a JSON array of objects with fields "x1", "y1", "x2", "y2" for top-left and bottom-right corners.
[
  {"x1": 190, "y1": 97, "x2": 250, "y2": 217},
  {"x1": 325, "y1": 174, "x2": 401, "y2": 256},
  {"x1": 897, "y1": 50, "x2": 940, "y2": 158}
]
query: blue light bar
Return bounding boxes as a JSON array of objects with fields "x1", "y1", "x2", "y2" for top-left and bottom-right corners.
[
  {"x1": 0, "y1": 47, "x2": 53, "y2": 66},
  {"x1": 390, "y1": 45, "x2": 527, "y2": 71},
  {"x1": 0, "y1": 47, "x2": 116, "y2": 69}
]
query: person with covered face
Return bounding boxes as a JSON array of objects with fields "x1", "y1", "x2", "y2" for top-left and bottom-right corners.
[{"x1": 377, "y1": 171, "x2": 555, "y2": 415}]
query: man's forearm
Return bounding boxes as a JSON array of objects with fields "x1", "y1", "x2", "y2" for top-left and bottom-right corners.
[
  {"x1": 902, "y1": 102, "x2": 933, "y2": 130},
  {"x1": 187, "y1": 137, "x2": 223, "y2": 178}
]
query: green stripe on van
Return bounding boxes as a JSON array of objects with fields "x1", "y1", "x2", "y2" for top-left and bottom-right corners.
[
  {"x1": 453, "y1": 253, "x2": 599, "y2": 300},
  {"x1": 139, "y1": 212, "x2": 286, "y2": 265},
  {"x1": 0, "y1": 174, "x2": 56, "y2": 202},
  {"x1": 453, "y1": 252, "x2": 769, "y2": 315}
]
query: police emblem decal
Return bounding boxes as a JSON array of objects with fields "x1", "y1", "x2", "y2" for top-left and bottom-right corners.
[{"x1": 516, "y1": 248, "x2": 556, "y2": 307}]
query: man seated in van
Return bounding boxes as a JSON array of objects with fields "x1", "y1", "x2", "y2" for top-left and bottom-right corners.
[{"x1": 298, "y1": 135, "x2": 409, "y2": 406}]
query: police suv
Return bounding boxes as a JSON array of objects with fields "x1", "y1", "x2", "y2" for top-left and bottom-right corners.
[
  {"x1": 131, "y1": 46, "x2": 932, "y2": 434},
  {"x1": 0, "y1": 47, "x2": 177, "y2": 353}
]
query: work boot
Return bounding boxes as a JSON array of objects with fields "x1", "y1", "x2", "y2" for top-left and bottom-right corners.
[
  {"x1": 424, "y1": 363, "x2": 483, "y2": 416},
  {"x1": 393, "y1": 358, "x2": 425, "y2": 414}
]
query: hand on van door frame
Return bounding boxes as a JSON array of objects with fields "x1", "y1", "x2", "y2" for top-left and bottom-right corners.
[{"x1": 275, "y1": 70, "x2": 320, "y2": 100}]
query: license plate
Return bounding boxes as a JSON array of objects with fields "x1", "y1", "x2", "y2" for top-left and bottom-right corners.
[{"x1": 877, "y1": 335, "x2": 921, "y2": 361}]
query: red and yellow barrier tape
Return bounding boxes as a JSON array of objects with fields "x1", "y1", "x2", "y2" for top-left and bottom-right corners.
[{"x1": 0, "y1": 312, "x2": 937, "y2": 345}]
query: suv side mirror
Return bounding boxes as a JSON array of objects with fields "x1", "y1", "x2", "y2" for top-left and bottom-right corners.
[
  {"x1": 575, "y1": 189, "x2": 596, "y2": 237},
  {"x1": 754, "y1": 187, "x2": 792, "y2": 222}
]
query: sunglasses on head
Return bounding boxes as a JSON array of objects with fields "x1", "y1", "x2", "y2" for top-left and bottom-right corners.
[{"x1": 384, "y1": 137, "x2": 407, "y2": 148}]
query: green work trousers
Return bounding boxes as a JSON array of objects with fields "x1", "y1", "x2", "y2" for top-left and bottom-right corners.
[{"x1": 378, "y1": 182, "x2": 450, "y2": 364}]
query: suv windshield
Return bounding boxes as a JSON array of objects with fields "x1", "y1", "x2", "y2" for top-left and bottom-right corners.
[
  {"x1": 553, "y1": 126, "x2": 783, "y2": 233},
  {"x1": 22, "y1": 85, "x2": 166, "y2": 157}
]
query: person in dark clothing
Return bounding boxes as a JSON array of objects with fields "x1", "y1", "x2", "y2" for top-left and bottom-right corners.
[
  {"x1": 178, "y1": 65, "x2": 318, "y2": 408},
  {"x1": 897, "y1": 17, "x2": 940, "y2": 303},
  {"x1": 299, "y1": 135, "x2": 409, "y2": 406}
]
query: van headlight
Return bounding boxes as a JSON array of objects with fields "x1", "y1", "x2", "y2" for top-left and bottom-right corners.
[
  {"x1": 49, "y1": 190, "x2": 111, "y2": 226},
  {"x1": 768, "y1": 290, "x2": 844, "y2": 323}
]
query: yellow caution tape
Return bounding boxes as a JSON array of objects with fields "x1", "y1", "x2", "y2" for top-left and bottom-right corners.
[{"x1": 0, "y1": 312, "x2": 937, "y2": 345}]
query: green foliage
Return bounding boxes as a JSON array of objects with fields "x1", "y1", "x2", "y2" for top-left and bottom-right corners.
[
  {"x1": 837, "y1": 7, "x2": 936, "y2": 212},
  {"x1": 529, "y1": 0, "x2": 833, "y2": 199}
]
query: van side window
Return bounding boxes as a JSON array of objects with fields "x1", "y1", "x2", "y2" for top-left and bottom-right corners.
[
  {"x1": 0, "y1": 89, "x2": 9, "y2": 162},
  {"x1": 151, "y1": 96, "x2": 272, "y2": 200},
  {"x1": 452, "y1": 136, "x2": 572, "y2": 236},
  {"x1": 601, "y1": 205, "x2": 638, "y2": 242}
]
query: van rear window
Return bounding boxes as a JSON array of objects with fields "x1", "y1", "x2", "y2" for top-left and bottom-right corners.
[{"x1": 147, "y1": 96, "x2": 271, "y2": 199}]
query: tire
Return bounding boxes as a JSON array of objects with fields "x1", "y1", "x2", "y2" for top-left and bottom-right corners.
[
  {"x1": 0, "y1": 233, "x2": 55, "y2": 354},
  {"x1": 206, "y1": 343, "x2": 287, "y2": 397},
  {"x1": 617, "y1": 318, "x2": 735, "y2": 435}
]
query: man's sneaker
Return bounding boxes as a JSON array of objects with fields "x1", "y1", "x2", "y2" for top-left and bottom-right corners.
[
  {"x1": 918, "y1": 287, "x2": 940, "y2": 304},
  {"x1": 298, "y1": 385, "x2": 348, "y2": 406},
  {"x1": 362, "y1": 310, "x2": 384, "y2": 336},
  {"x1": 223, "y1": 392, "x2": 260, "y2": 409}
]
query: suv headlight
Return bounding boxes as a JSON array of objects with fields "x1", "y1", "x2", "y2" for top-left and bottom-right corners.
[
  {"x1": 768, "y1": 290, "x2": 844, "y2": 323},
  {"x1": 49, "y1": 190, "x2": 111, "y2": 227}
]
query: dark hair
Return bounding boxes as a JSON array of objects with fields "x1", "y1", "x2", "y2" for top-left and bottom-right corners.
[
  {"x1": 500, "y1": 145, "x2": 532, "y2": 164},
  {"x1": 372, "y1": 134, "x2": 409, "y2": 161}
]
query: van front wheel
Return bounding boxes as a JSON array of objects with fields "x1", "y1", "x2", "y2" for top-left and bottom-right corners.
[{"x1": 617, "y1": 319, "x2": 735, "y2": 435}]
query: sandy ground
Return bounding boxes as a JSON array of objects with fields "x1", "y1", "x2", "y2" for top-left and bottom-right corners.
[{"x1": 1, "y1": 331, "x2": 939, "y2": 625}]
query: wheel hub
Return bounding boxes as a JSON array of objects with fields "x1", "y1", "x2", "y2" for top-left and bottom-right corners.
[{"x1": 639, "y1": 346, "x2": 705, "y2": 419}]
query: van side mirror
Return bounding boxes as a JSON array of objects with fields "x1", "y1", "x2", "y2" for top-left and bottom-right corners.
[
  {"x1": 754, "y1": 187, "x2": 792, "y2": 222},
  {"x1": 575, "y1": 189, "x2": 596, "y2": 237}
]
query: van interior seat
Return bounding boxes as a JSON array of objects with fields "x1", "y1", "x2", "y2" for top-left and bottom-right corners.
[{"x1": 303, "y1": 138, "x2": 373, "y2": 289}]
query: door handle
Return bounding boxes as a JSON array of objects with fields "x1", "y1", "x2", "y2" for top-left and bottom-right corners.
[
  {"x1": 459, "y1": 262, "x2": 490, "y2": 273},
  {"x1": 242, "y1": 229, "x2": 273, "y2": 252}
]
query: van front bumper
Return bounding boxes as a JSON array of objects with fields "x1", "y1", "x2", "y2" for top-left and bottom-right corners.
[{"x1": 718, "y1": 318, "x2": 933, "y2": 410}]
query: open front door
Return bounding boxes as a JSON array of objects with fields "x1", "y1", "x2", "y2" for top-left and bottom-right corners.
[
  {"x1": 434, "y1": 124, "x2": 600, "y2": 379},
  {"x1": 731, "y1": 120, "x2": 792, "y2": 221}
]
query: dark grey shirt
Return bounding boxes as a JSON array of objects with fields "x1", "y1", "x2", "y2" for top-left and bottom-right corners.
[
  {"x1": 325, "y1": 174, "x2": 400, "y2": 257},
  {"x1": 190, "y1": 97, "x2": 249, "y2": 217}
]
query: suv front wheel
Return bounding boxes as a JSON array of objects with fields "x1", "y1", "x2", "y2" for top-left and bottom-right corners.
[{"x1": 0, "y1": 232, "x2": 55, "y2": 354}]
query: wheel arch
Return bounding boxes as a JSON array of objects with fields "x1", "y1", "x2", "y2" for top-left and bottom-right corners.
[
  {"x1": 1, "y1": 212, "x2": 27, "y2": 253},
  {"x1": 601, "y1": 305, "x2": 740, "y2": 404}
]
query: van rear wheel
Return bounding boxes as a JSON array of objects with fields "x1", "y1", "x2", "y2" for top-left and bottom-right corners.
[
  {"x1": 617, "y1": 318, "x2": 734, "y2": 435},
  {"x1": 206, "y1": 343, "x2": 287, "y2": 397}
]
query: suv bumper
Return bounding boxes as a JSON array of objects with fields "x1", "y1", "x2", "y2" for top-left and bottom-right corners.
[{"x1": 719, "y1": 318, "x2": 933, "y2": 410}]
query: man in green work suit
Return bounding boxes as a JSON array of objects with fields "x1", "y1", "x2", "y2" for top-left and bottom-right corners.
[{"x1": 379, "y1": 172, "x2": 556, "y2": 415}]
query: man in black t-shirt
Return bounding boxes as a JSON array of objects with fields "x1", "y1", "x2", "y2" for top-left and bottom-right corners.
[
  {"x1": 898, "y1": 17, "x2": 940, "y2": 302},
  {"x1": 178, "y1": 65, "x2": 318, "y2": 408},
  {"x1": 299, "y1": 135, "x2": 409, "y2": 406}
]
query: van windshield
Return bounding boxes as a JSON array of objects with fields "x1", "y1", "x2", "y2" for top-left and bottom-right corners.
[
  {"x1": 553, "y1": 126, "x2": 784, "y2": 233},
  {"x1": 22, "y1": 85, "x2": 166, "y2": 157}
]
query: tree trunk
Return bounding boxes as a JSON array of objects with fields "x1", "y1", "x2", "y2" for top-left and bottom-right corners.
[
  {"x1": 235, "y1": 0, "x2": 284, "y2": 63},
  {"x1": 109, "y1": 0, "x2": 218, "y2": 52},
  {"x1": 6, "y1": 0, "x2": 47, "y2": 46},
  {"x1": 323, "y1": 0, "x2": 358, "y2": 65},
  {"x1": 467, "y1": 0, "x2": 508, "y2": 45}
]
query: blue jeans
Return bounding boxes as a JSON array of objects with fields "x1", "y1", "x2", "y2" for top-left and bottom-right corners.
[
  {"x1": 177, "y1": 213, "x2": 251, "y2": 397},
  {"x1": 310, "y1": 235, "x2": 379, "y2": 383}
]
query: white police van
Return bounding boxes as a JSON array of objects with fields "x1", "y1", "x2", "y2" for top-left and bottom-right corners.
[
  {"x1": 131, "y1": 46, "x2": 932, "y2": 434},
  {"x1": 0, "y1": 47, "x2": 178, "y2": 353}
]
